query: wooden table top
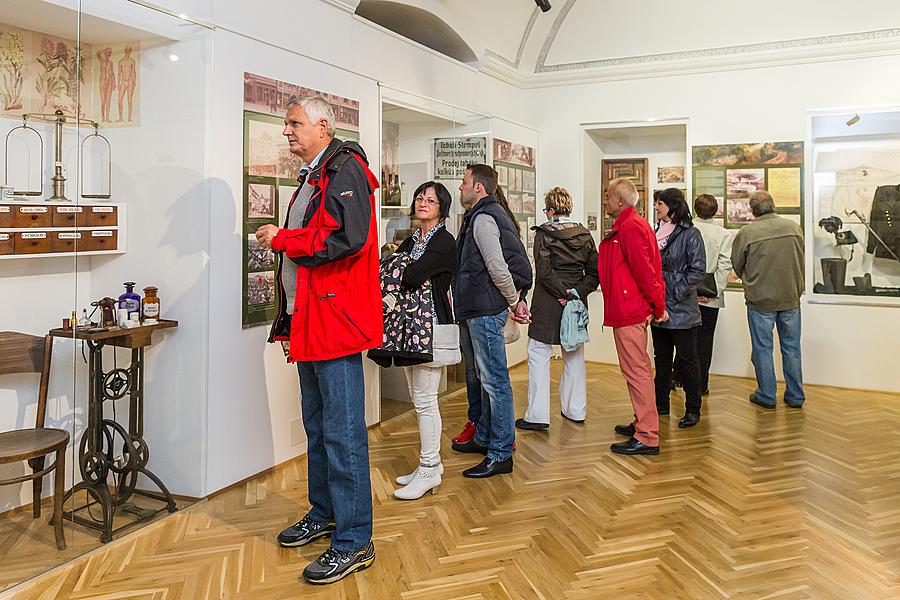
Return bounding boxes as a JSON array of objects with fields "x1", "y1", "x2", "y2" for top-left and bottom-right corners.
[{"x1": 49, "y1": 319, "x2": 178, "y2": 347}]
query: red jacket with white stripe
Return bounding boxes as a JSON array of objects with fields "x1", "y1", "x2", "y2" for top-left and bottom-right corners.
[
  {"x1": 597, "y1": 206, "x2": 666, "y2": 327},
  {"x1": 268, "y1": 139, "x2": 382, "y2": 362}
]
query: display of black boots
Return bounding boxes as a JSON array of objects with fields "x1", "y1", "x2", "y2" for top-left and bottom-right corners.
[
  {"x1": 853, "y1": 273, "x2": 876, "y2": 295},
  {"x1": 820, "y1": 257, "x2": 848, "y2": 294}
]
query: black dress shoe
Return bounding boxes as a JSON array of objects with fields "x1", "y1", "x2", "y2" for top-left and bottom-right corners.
[
  {"x1": 610, "y1": 437, "x2": 660, "y2": 456},
  {"x1": 614, "y1": 423, "x2": 635, "y2": 437},
  {"x1": 463, "y1": 456, "x2": 513, "y2": 478},
  {"x1": 452, "y1": 439, "x2": 488, "y2": 454},
  {"x1": 560, "y1": 412, "x2": 585, "y2": 424},
  {"x1": 749, "y1": 392, "x2": 775, "y2": 409},
  {"x1": 515, "y1": 418, "x2": 549, "y2": 431},
  {"x1": 678, "y1": 413, "x2": 700, "y2": 428}
]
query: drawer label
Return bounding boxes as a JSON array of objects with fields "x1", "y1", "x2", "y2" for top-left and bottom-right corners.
[
  {"x1": 0, "y1": 206, "x2": 9, "y2": 213},
  {"x1": 58, "y1": 232, "x2": 82, "y2": 239},
  {"x1": 92, "y1": 230, "x2": 113, "y2": 237},
  {"x1": 19, "y1": 206, "x2": 48, "y2": 213},
  {"x1": 92, "y1": 207, "x2": 114, "y2": 213},
  {"x1": 0, "y1": 233, "x2": 9, "y2": 240},
  {"x1": 56, "y1": 206, "x2": 83, "y2": 213},
  {"x1": 20, "y1": 232, "x2": 47, "y2": 239}
]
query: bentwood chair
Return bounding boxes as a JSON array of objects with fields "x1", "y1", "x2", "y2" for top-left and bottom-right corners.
[{"x1": 0, "y1": 332, "x2": 68, "y2": 550}]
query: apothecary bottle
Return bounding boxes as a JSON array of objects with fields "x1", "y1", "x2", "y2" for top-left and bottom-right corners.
[{"x1": 142, "y1": 286, "x2": 160, "y2": 321}]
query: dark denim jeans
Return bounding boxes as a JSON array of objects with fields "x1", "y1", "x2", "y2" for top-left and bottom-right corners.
[
  {"x1": 297, "y1": 352, "x2": 372, "y2": 551},
  {"x1": 466, "y1": 310, "x2": 515, "y2": 461},
  {"x1": 458, "y1": 319, "x2": 483, "y2": 424},
  {"x1": 747, "y1": 308, "x2": 805, "y2": 407}
]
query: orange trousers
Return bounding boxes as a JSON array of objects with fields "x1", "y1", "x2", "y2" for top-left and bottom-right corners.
[{"x1": 613, "y1": 320, "x2": 659, "y2": 447}]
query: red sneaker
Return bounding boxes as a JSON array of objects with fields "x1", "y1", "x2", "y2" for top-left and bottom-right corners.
[{"x1": 452, "y1": 421, "x2": 476, "y2": 445}]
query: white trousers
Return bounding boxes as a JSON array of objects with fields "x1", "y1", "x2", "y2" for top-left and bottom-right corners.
[
  {"x1": 404, "y1": 365, "x2": 443, "y2": 467},
  {"x1": 524, "y1": 338, "x2": 587, "y2": 424}
]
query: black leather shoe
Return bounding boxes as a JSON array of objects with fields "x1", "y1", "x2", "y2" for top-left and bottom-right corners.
[
  {"x1": 560, "y1": 412, "x2": 585, "y2": 424},
  {"x1": 614, "y1": 423, "x2": 635, "y2": 437},
  {"x1": 515, "y1": 418, "x2": 549, "y2": 431},
  {"x1": 610, "y1": 437, "x2": 660, "y2": 456},
  {"x1": 749, "y1": 393, "x2": 776, "y2": 409},
  {"x1": 784, "y1": 399, "x2": 804, "y2": 409},
  {"x1": 463, "y1": 457, "x2": 513, "y2": 478},
  {"x1": 277, "y1": 514, "x2": 336, "y2": 547},
  {"x1": 452, "y1": 439, "x2": 488, "y2": 454},
  {"x1": 678, "y1": 413, "x2": 700, "y2": 428}
]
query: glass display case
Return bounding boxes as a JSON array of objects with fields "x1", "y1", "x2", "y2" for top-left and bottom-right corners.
[{"x1": 810, "y1": 110, "x2": 900, "y2": 303}]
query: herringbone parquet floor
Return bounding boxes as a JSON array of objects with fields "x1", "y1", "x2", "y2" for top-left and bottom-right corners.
[{"x1": 2, "y1": 362, "x2": 899, "y2": 599}]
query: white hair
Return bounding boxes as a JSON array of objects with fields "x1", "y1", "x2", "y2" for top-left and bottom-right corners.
[
  {"x1": 610, "y1": 178, "x2": 639, "y2": 206},
  {"x1": 286, "y1": 95, "x2": 336, "y2": 137}
]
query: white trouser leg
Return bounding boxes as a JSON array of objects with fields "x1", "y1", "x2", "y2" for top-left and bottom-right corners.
[
  {"x1": 404, "y1": 365, "x2": 443, "y2": 466},
  {"x1": 524, "y1": 338, "x2": 552, "y2": 424},
  {"x1": 560, "y1": 343, "x2": 587, "y2": 421}
]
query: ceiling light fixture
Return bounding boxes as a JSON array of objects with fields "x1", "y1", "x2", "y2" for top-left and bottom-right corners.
[{"x1": 535, "y1": 0, "x2": 551, "y2": 12}]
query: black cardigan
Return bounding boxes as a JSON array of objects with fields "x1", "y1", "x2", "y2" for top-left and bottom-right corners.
[{"x1": 396, "y1": 228, "x2": 458, "y2": 324}]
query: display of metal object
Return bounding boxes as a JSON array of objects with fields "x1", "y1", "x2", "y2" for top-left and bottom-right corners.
[
  {"x1": 80, "y1": 123, "x2": 112, "y2": 199},
  {"x1": 4, "y1": 110, "x2": 112, "y2": 202},
  {"x1": 3, "y1": 115, "x2": 44, "y2": 196}
]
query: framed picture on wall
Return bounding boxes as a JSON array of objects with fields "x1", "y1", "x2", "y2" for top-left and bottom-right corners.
[{"x1": 601, "y1": 157, "x2": 649, "y2": 236}]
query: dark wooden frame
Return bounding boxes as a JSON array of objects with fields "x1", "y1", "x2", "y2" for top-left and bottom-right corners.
[{"x1": 0, "y1": 332, "x2": 68, "y2": 550}]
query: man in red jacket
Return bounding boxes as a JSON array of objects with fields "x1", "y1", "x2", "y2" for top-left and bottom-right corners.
[
  {"x1": 256, "y1": 96, "x2": 380, "y2": 584},
  {"x1": 597, "y1": 178, "x2": 668, "y2": 455}
]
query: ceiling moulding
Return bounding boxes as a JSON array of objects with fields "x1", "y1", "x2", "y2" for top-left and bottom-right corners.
[
  {"x1": 320, "y1": 0, "x2": 361, "y2": 13},
  {"x1": 485, "y1": 6, "x2": 541, "y2": 69},
  {"x1": 483, "y1": 28, "x2": 900, "y2": 89}
]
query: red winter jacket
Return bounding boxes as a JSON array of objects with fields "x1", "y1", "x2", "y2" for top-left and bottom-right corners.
[
  {"x1": 268, "y1": 139, "x2": 382, "y2": 362},
  {"x1": 597, "y1": 206, "x2": 666, "y2": 327}
]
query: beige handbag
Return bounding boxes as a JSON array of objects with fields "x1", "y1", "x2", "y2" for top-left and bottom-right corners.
[{"x1": 502, "y1": 310, "x2": 520, "y2": 344}]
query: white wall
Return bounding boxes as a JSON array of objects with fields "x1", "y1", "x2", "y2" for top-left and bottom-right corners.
[{"x1": 528, "y1": 55, "x2": 900, "y2": 393}]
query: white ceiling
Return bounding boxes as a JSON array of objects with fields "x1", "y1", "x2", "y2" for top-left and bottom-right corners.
[{"x1": 354, "y1": 0, "x2": 900, "y2": 83}]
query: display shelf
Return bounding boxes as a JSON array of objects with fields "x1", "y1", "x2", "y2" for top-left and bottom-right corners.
[
  {"x1": 0, "y1": 249, "x2": 125, "y2": 260},
  {"x1": 0, "y1": 201, "x2": 126, "y2": 258}
]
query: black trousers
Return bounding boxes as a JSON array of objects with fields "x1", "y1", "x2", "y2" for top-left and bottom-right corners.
[
  {"x1": 696, "y1": 306, "x2": 720, "y2": 394},
  {"x1": 652, "y1": 326, "x2": 702, "y2": 415}
]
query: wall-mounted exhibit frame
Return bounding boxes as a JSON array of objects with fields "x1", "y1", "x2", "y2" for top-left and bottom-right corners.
[{"x1": 807, "y1": 108, "x2": 900, "y2": 306}]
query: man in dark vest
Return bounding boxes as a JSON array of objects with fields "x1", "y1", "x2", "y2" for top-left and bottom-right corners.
[{"x1": 451, "y1": 164, "x2": 532, "y2": 477}]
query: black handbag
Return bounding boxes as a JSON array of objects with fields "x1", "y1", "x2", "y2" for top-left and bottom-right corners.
[{"x1": 697, "y1": 272, "x2": 718, "y2": 298}]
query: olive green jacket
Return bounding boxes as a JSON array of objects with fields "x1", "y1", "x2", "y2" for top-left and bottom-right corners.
[{"x1": 731, "y1": 213, "x2": 804, "y2": 312}]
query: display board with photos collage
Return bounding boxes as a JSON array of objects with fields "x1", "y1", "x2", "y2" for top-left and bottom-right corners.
[
  {"x1": 241, "y1": 72, "x2": 360, "y2": 328},
  {"x1": 691, "y1": 141, "x2": 804, "y2": 229},
  {"x1": 493, "y1": 138, "x2": 537, "y2": 259}
]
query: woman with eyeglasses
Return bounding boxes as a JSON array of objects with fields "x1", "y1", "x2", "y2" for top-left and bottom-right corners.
[
  {"x1": 369, "y1": 181, "x2": 457, "y2": 500},
  {"x1": 516, "y1": 187, "x2": 599, "y2": 431}
]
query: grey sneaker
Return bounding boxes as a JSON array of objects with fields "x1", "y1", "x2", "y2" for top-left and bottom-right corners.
[
  {"x1": 277, "y1": 514, "x2": 335, "y2": 547},
  {"x1": 302, "y1": 542, "x2": 375, "y2": 584}
]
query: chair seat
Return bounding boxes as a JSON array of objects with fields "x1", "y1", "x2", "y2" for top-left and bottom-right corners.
[{"x1": 0, "y1": 428, "x2": 70, "y2": 464}]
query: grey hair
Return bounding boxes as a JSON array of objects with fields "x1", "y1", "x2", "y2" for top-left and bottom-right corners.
[
  {"x1": 609, "y1": 177, "x2": 639, "y2": 206},
  {"x1": 286, "y1": 95, "x2": 336, "y2": 137},
  {"x1": 749, "y1": 190, "x2": 776, "y2": 217}
]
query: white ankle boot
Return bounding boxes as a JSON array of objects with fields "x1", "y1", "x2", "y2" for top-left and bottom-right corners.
[
  {"x1": 393, "y1": 464, "x2": 441, "y2": 500},
  {"x1": 395, "y1": 463, "x2": 444, "y2": 486}
]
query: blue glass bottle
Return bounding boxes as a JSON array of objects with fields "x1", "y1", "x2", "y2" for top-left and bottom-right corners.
[{"x1": 119, "y1": 282, "x2": 141, "y2": 313}]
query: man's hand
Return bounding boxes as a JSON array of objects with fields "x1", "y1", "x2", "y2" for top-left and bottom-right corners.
[
  {"x1": 698, "y1": 296, "x2": 710, "y2": 304},
  {"x1": 653, "y1": 310, "x2": 670, "y2": 324},
  {"x1": 559, "y1": 288, "x2": 575, "y2": 306},
  {"x1": 255, "y1": 224, "x2": 280, "y2": 250},
  {"x1": 511, "y1": 300, "x2": 531, "y2": 324}
]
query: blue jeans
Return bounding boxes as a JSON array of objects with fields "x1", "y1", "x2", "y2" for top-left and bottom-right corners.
[
  {"x1": 466, "y1": 311, "x2": 515, "y2": 461},
  {"x1": 297, "y1": 352, "x2": 372, "y2": 551},
  {"x1": 458, "y1": 320, "x2": 483, "y2": 424},
  {"x1": 747, "y1": 308, "x2": 805, "y2": 407}
]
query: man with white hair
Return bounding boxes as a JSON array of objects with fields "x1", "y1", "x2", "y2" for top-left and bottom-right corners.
[
  {"x1": 597, "y1": 178, "x2": 668, "y2": 456},
  {"x1": 256, "y1": 95, "x2": 380, "y2": 584}
]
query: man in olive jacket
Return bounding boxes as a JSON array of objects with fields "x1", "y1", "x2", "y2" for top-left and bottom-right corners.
[{"x1": 731, "y1": 190, "x2": 805, "y2": 409}]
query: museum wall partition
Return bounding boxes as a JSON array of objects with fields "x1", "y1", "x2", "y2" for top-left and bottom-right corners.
[{"x1": 0, "y1": 0, "x2": 212, "y2": 590}]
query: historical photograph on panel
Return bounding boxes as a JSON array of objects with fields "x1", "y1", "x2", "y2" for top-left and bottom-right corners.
[
  {"x1": 657, "y1": 166, "x2": 685, "y2": 184},
  {"x1": 693, "y1": 141, "x2": 804, "y2": 167},
  {"x1": 248, "y1": 120, "x2": 293, "y2": 178},
  {"x1": 767, "y1": 167, "x2": 802, "y2": 209},
  {"x1": 524, "y1": 170, "x2": 535, "y2": 193},
  {"x1": 726, "y1": 169, "x2": 765, "y2": 197},
  {"x1": 244, "y1": 72, "x2": 359, "y2": 132},
  {"x1": 247, "y1": 271, "x2": 276, "y2": 306},
  {"x1": 247, "y1": 183, "x2": 275, "y2": 219},
  {"x1": 523, "y1": 193, "x2": 536, "y2": 215},
  {"x1": 508, "y1": 192, "x2": 523, "y2": 213},
  {"x1": 247, "y1": 234, "x2": 275, "y2": 270},
  {"x1": 496, "y1": 165, "x2": 508, "y2": 187},
  {"x1": 726, "y1": 198, "x2": 755, "y2": 226}
]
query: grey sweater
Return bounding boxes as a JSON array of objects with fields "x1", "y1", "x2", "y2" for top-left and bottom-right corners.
[{"x1": 472, "y1": 213, "x2": 520, "y2": 307}]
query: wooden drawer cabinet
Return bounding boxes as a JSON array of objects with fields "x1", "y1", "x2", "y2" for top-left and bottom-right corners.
[
  {"x1": 14, "y1": 231, "x2": 50, "y2": 254},
  {"x1": 50, "y1": 231, "x2": 81, "y2": 253},
  {"x1": 13, "y1": 205, "x2": 51, "y2": 228},
  {"x1": 83, "y1": 206, "x2": 117, "y2": 227},
  {"x1": 0, "y1": 205, "x2": 11, "y2": 228},
  {"x1": 79, "y1": 230, "x2": 117, "y2": 252},
  {"x1": 0, "y1": 233, "x2": 12, "y2": 255},
  {"x1": 52, "y1": 205, "x2": 84, "y2": 227}
]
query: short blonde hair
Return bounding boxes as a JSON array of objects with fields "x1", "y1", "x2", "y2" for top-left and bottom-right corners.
[
  {"x1": 544, "y1": 187, "x2": 573, "y2": 216},
  {"x1": 609, "y1": 178, "x2": 638, "y2": 206}
]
